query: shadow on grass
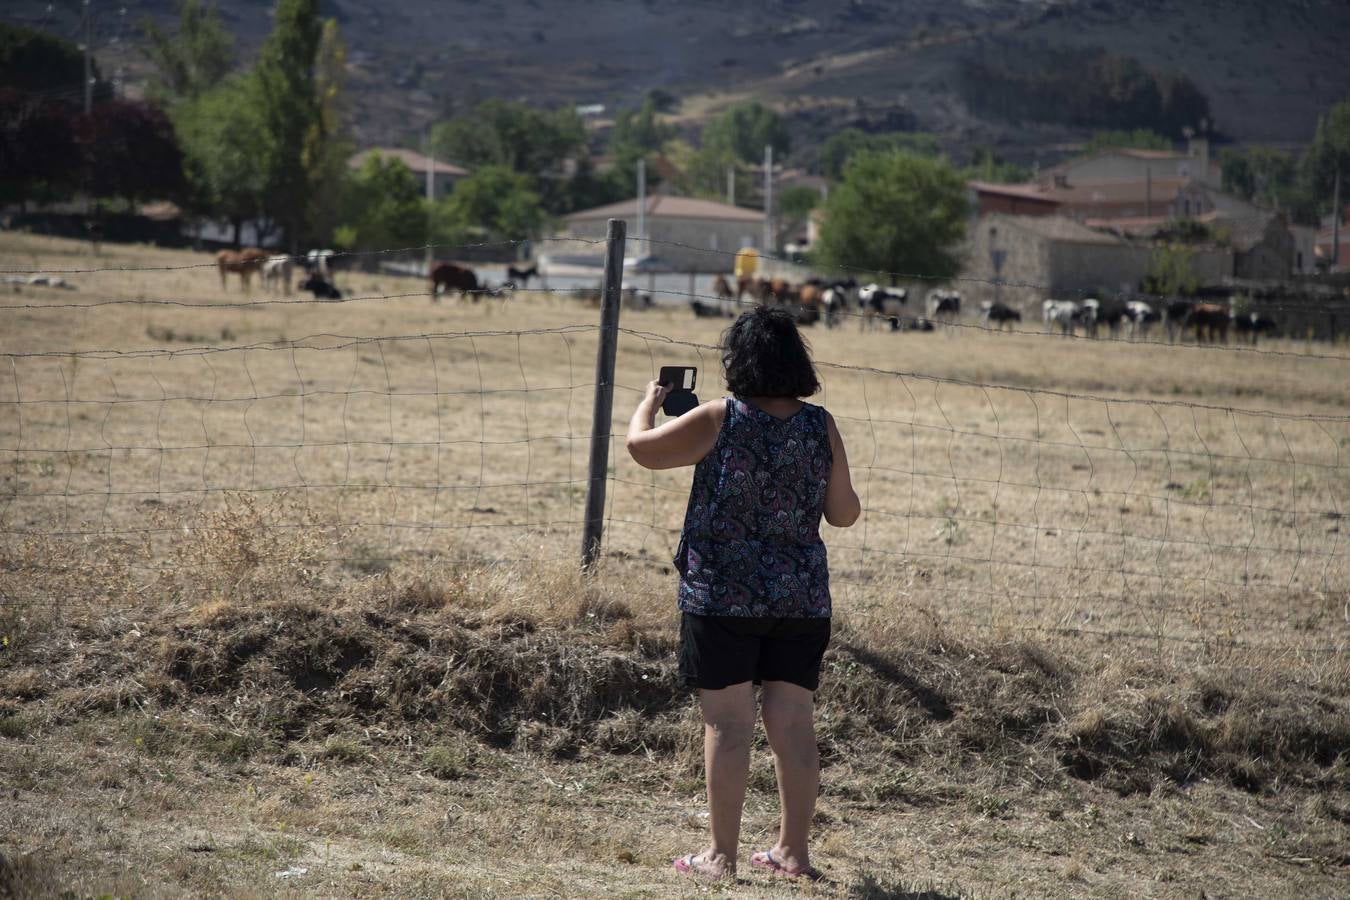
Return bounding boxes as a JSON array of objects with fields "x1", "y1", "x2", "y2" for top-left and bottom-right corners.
[
  {"x1": 835, "y1": 641, "x2": 954, "y2": 722},
  {"x1": 850, "y1": 871, "x2": 963, "y2": 899}
]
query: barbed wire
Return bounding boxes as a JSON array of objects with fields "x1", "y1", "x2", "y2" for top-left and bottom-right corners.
[
  {"x1": 3, "y1": 262, "x2": 1346, "y2": 657},
  {"x1": 634, "y1": 232, "x2": 1350, "y2": 312},
  {"x1": 637, "y1": 286, "x2": 1350, "y2": 363},
  {"x1": 0, "y1": 236, "x2": 598, "y2": 276}
]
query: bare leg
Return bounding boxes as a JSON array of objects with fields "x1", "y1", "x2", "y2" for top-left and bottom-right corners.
[
  {"x1": 760, "y1": 680, "x2": 819, "y2": 873},
  {"x1": 686, "y1": 681, "x2": 755, "y2": 877}
]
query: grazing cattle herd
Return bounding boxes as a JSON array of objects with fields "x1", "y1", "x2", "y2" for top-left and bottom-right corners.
[{"x1": 201, "y1": 250, "x2": 1287, "y2": 346}]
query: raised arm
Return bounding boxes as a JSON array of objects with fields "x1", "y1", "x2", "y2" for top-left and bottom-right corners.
[
  {"x1": 626, "y1": 381, "x2": 725, "y2": 470},
  {"x1": 824, "y1": 412, "x2": 861, "y2": 527}
]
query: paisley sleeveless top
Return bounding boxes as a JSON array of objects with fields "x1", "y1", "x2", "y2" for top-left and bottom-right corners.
[{"x1": 675, "y1": 397, "x2": 832, "y2": 618}]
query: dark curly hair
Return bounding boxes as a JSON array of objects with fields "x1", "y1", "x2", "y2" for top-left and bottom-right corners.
[{"x1": 721, "y1": 305, "x2": 821, "y2": 399}]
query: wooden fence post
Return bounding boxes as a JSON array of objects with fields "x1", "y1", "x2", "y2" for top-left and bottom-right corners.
[{"x1": 580, "y1": 218, "x2": 626, "y2": 571}]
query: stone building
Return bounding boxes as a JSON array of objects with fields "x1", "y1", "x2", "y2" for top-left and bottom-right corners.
[
  {"x1": 557, "y1": 195, "x2": 766, "y2": 272},
  {"x1": 1040, "y1": 139, "x2": 1221, "y2": 188},
  {"x1": 962, "y1": 214, "x2": 1232, "y2": 313}
]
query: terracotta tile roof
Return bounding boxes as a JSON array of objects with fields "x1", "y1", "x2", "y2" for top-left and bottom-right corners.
[
  {"x1": 349, "y1": 147, "x2": 470, "y2": 177},
  {"x1": 968, "y1": 181, "x2": 1061, "y2": 203},
  {"x1": 564, "y1": 194, "x2": 765, "y2": 223}
]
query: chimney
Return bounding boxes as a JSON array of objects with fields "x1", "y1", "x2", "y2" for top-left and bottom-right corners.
[
  {"x1": 1053, "y1": 174, "x2": 1069, "y2": 189},
  {"x1": 1188, "y1": 136, "x2": 1210, "y2": 183}
]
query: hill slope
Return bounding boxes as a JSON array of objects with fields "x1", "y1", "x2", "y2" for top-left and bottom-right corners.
[{"x1": 4, "y1": 0, "x2": 1347, "y2": 157}]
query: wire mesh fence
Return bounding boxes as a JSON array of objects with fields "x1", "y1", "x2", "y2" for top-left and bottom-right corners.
[{"x1": 1, "y1": 227, "x2": 1347, "y2": 658}]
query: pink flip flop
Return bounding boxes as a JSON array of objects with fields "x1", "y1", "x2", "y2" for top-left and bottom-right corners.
[
  {"x1": 672, "y1": 853, "x2": 730, "y2": 880},
  {"x1": 750, "y1": 849, "x2": 824, "y2": 881}
]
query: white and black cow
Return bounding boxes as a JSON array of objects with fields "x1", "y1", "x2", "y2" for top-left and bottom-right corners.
[
  {"x1": 980, "y1": 300, "x2": 1021, "y2": 330},
  {"x1": 859, "y1": 283, "x2": 907, "y2": 331},
  {"x1": 1042, "y1": 299, "x2": 1080, "y2": 335},
  {"x1": 1123, "y1": 300, "x2": 1159, "y2": 340},
  {"x1": 926, "y1": 288, "x2": 961, "y2": 325}
]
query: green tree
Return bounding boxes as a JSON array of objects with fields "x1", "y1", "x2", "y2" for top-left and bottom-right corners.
[
  {"x1": 1144, "y1": 242, "x2": 1200, "y2": 296},
  {"x1": 702, "y1": 101, "x2": 789, "y2": 164},
  {"x1": 1082, "y1": 129, "x2": 1172, "y2": 154},
  {"x1": 430, "y1": 99, "x2": 586, "y2": 213},
  {"x1": 815, "y1": 151, "x2": 970, "y2": 278},
  {"x1": 252, "y1": 0, "x2": 323, "y2": 248},
  {"x1": 172, "y1": 76, "x2": 269, "y2": 243},
  {"x1": 1299, "y1": 98, "x2": 1350, "y2": 219},
  {"x1": 0, "y1": 21, "x2": 108, "y2": 100},
  {"x1": 0, "y1": 90, "x2": 80, "y2": 208},
  {"x1": 335, "y1": 153, "x2": 425, "y2": 258},
  {"x1": 608, "y1": 97, "x2": 674, "y2": 191},
  {"x1": 1219, "y1": 145, "x2": 1314, "y2": 218},
  {"x1": 305, "y1": 19, "x2": 352, "y2": 244},
  {"x1": 430, "y1": 100, "x2": 584, "y2": 173},
  {"x1": 777, "y1": 184, "x2": 821, "y2": 222},
  {"x1": 962, "y1": 146, "x2": 1032, "y2": 184},
  {"x1": 815, "y1": 129, "x2": 940, "y2": 180},
  {"x1": 140, "y1": 1, "x2": 235, "y2": 103},
  {"x1": 432, "y1": 165, "x2": 549, "y2": 244}
]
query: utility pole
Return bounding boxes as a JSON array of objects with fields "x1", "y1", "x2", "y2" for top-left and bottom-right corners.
[
  {"x1": 635, "y1": 157, "x2": 646, "y2": 260},
  {"x1": 423, "y1": 131, "x2": 435, "y2": 276},
  {"x1": 727, "y1": 165, "x2": 736, "y2": 206},
  {"x1": 763, "y1": 144, "x2": 773, "y2": 253},
  {"x1": 1334, "y1": 169, "x2": 1342, "y2": 269},
  {"x1": 82, "y1": 0, "x2": 93, "y2": 114}
]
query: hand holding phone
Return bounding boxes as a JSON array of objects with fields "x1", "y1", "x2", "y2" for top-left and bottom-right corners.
[{"x1": 659, "y1": 365, "x2": 699, "y2": 417}]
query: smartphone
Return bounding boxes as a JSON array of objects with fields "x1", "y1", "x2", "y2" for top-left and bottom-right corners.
[
  {"x1": 658, "y1": 366, "x2": 697, "y2": 393},
  {"x1": 658, "y1": 366, "x2": 699, "y2": 417}
]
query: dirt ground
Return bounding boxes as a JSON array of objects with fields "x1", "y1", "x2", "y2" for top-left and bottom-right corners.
[{"x1": 1, "y1": 234, "x2": 1347, "y2": 897}]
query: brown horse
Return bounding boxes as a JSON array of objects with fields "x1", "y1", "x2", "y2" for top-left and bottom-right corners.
[{"x1": 217, "y1": 248, "x2": 268, "y2": 292}]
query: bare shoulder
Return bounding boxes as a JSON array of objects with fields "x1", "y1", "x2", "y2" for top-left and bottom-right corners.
[{"x1": 700, "y1": 397, "x2": 729, "y2": 426}]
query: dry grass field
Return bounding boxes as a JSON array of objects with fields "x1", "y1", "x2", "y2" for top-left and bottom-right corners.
[{"x1": 1, "y1": 233, "x2": 1347, "y2": 897}]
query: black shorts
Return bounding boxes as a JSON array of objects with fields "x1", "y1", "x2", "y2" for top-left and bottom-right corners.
[{"x1": 678, "y1": 613, "x2": 831, "y2": 692}]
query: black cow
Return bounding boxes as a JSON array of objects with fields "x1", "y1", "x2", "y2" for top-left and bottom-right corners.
[
  {"x1": 506, "y1": 264, "x2": 538, "y2": 288},
  {"x1": 1163, "y1": 299, "x2": 1192, "y2": 342},
  {"x1": 430, "y1": 263, "x2": 480, "y2": 301},
  {"x1": 1232, "y1": 312, "x2": 1278, "y2": 345},
  {"x1": 1188, "y1": 303, "x2": 1231, "y2": 343},
  {"x1": 980, "y1": 301, "x2": 1021, "y2": 330},
  {"x1": 297, "y1": 273, "x2": 342, "y2": 299}
]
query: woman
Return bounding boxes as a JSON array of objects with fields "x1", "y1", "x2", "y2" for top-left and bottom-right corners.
[{"x1": 626, "y1": 305, "x2": 861, "y2": 881}]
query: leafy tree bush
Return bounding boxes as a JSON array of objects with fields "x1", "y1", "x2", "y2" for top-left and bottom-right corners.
[
  {"x1": 0, "y1": 90, "x2": 80, "y2": 208},
  {"x1": 432, "y1": 165, "x2": 549, "y2": 245},
  {"x1": 815, "y1": 129, "x2": 940, "y2": 180},
  {"x1": 430, "y1": 99, "x2": 586, "y2": 213},
  {"x1": 140, "y1": 0, "x2": 235, "y2": 103},
  {"x1": 335, "y1": 153, "x2": 425, "y2": 256},
  {"x1": 959, "y1": 45, "x2": 1209, "y2": 138},
  {"x1": 961, "y1": 146, "x2": 1032, "y2": 184},
  {"x1": 75, "y1": 100, "x2": 185, "y2": 205},
  {"x1": 1298, "y1": 97, "x2": 1350, "y2": 220},
  {"x1": 1083, "y1": 129, "x2": 1173, "y2": 154},
  {"x1": 777, "y1": 184, "x2": 821, "y2": 222},
  {"x1": 252, "y1": 0, "x2": 324, "y2": 248},
  {"x1": 172, "y1": 76, "x2": 269, "y2": 242},
  {"x1": 1144, "y1": 242, "x2": 1200, "y2": 296},
  {"x1": 702, "y1": 101, "x2": 789, "y2": 163},
  {"x1": 814, "y1": 151, "x2": 969, "y2": 279},
  {"x1": 0, "y1": 21, "x2": 109, "y2": 100}
]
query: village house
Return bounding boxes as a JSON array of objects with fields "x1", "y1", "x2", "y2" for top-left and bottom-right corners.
[
  {"x1": 962, "y1": 213, "x2": 1232, "y2": 314},
  {"x1": 556, "y1": 194, "x2": 765, "y2": 272},
  {"x1": 347, "y1": 148, "x2": 470, "y2": 198},
  {"x1": 1040, "y1": 138, "x2": 1222, "y2": 187}
]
